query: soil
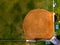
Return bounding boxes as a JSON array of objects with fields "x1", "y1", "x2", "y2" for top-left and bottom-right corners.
[{"x1": 23, "y1": 9, "x2": 54, "y2": 40}]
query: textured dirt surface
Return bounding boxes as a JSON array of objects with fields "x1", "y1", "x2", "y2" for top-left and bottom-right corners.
[{"x1": 23, "y1": 9, "x2": 54, "y2": 40}]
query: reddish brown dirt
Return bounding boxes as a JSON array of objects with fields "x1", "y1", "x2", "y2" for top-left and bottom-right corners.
[{"x1": 23, "y1": 9, "x2": 54, "y2": 40}]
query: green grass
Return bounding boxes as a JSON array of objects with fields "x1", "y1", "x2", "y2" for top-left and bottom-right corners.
[{"x1": 54, "y1": 0, "x2": 60, "y2": 14}]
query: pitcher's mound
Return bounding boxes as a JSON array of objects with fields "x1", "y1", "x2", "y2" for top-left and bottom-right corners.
[{"x1": 23, "y1": 9, "x2": 54, "y2": 40}]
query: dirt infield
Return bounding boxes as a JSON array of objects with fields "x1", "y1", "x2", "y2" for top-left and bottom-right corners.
[{"x1": 23, "y1": 9, "x2": 54, "y2": 40}]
